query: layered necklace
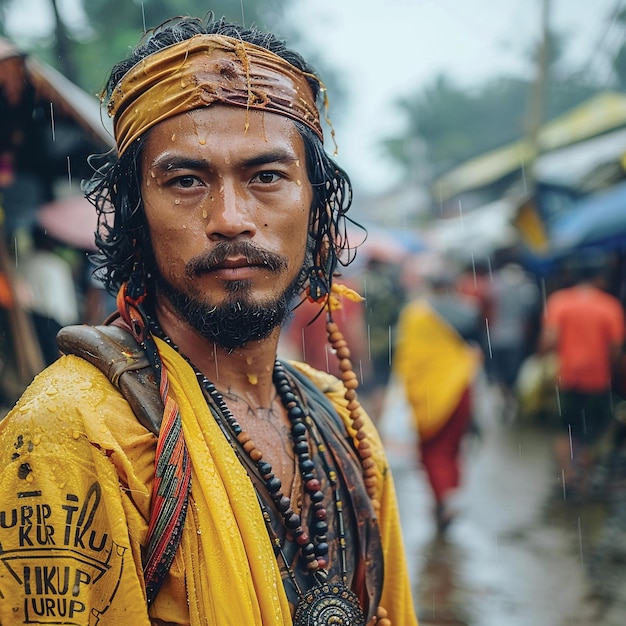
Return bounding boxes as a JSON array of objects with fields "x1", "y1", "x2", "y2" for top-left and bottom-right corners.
[{"x1": 144, "y1": 314, "x2": 371, "y2": 625}]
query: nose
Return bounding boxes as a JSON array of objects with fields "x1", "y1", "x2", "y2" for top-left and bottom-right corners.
[{"x1": 204, "y1": 179, "x2": 257, "y2": 241}]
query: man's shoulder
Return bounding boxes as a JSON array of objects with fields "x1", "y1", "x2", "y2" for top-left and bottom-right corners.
[
  {"x1": 286, "y1": 360, "x2": 383, "y2": 440},
  {"x1": 0, "y1": 355, "x2": 136, "y2": 446},
  {"x1": 14, "y1": 354, "x2": 114, "y2": 405},
  {"x1": 287, "y1": 360, "x2": 344, "y2": 396},
  {"x1": 547, "y1": 286, "x2": 587, "y2": 312}
]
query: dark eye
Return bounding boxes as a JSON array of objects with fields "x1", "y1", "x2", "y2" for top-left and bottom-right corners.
[
  {"x1": 255, "y1": 171, "x2": 280, "y2": 184},
  {"x1": 177, "y1": 176, "x2": 198, "y2": 188}
]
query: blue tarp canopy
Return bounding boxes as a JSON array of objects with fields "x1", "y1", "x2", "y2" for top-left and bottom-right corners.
[{"x1": 549, "y1": 180, "x2": 626, "y2": 255}]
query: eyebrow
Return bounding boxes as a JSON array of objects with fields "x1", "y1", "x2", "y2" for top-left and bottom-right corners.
[
  {"x1": 149, "y1": 155, "x2": 209, "y2": 172},
  {"x1": 241, "y1": 148, "x2": 300, "y2": 168},
  {"x1": 149, "y1": 148, "x2": 300, "y2": 172}
]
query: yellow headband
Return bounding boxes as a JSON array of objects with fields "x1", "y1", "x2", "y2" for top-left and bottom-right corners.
[{"x1": 107, "y1": 34, "x2": 324, "y2": 156}]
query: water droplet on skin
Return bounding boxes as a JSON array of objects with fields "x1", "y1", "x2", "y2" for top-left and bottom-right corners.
[
  {"x1": 33, "y1": 435, "x2": 41, "y2": 445},
  {"x1": 295, "y1": 160, "x2": 300, "y2": 168},
  {"x1": 296, "y1": 180, "x2": 302, "y2": 186},
  {"x1": 150, "y1": 170, "x2": 156, "y2": 178},
  {"x1": 45, "y1": 385, "x2": 58, "y2": 396},
  {"x1": 224, "y1": 157, "x2": 231, "y2": 164},
  {"x1": 174, "y1": 199, "x2": 181, "y2": 205},
  {"x1": 171, "y1": 132, "x2": 176, "y2": 142},
  {"x1": 210, "y1": 196, "x2": 214, "y2": 202},
  {"x1": 202, "y1": 209, "x2": 208, "y2": 218},
  {"x1": 247, "y1": 373, "x2": 258, "y2": 385},
  {"x1": 25, "y1": 474, "x2": 34, "y2": 483},
  {"x1": 199, "y1": 139, "x2": 206, "y2": 145},
  {"x1": 72, "y1": 431, "x2": 81, "y2": 440}
]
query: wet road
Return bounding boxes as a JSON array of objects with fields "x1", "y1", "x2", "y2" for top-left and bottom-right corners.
[{"x1": 381, "y1": 384, "x2": 626, "y2": 626}]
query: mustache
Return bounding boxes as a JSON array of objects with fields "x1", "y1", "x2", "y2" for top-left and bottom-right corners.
[{"x1": 186, "y1": 241, "x2": 289, "y2": 276}]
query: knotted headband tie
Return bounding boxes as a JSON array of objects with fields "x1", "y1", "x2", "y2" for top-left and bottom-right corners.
[{"x1": 107, "y1": 33, "x2": 323, "y2": 156}]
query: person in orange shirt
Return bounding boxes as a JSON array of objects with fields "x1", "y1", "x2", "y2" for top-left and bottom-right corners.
[{"x1": 540, "y1": 253, "x2": 625, "y2": 498}]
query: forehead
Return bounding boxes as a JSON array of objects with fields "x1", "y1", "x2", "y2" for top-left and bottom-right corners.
[{"x1": 143, "y1": 105, "x2": 307, "y2": 162}]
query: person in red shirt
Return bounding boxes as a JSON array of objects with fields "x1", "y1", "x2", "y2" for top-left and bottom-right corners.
[{"x1": 540, "y1": 254, "x2": 625, "y2": 497}]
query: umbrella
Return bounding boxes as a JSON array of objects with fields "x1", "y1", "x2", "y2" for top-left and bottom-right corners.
[{"x1": 36, "y1": 195, "x2": 101, "y2": 251}]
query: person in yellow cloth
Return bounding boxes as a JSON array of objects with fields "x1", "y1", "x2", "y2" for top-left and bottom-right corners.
[
  {"x1": 0, "y1": 13, "x2": 417, "y2": 626},
  {"x1": 393, "y1": 268, "x2": 482, "y2": 534}
]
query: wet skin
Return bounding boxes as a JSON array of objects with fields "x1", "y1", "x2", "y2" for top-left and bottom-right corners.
[
  {"x1": 141, "y1": 104, "x2": 312, "y2": 324},
  {"x1": 139, "y1": 104, "x2": 315, "y2": 400}
]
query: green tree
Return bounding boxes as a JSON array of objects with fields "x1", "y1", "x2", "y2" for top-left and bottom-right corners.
[
  {"x1": 610, "y1": 7, "x2": 626, "y2": 91},
  {"x1": 383, "y1": 26, "x2": 601, "y2": 181}
]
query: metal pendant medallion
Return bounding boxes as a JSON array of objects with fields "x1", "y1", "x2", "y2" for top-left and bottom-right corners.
[{"x1": 293, "y1": 581, "x2": 365, "y2": 625}]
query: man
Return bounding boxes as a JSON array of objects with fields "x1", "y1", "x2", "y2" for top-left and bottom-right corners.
[
  {"x1": 540, "y1": 253, "x2": 625, "y2": 498},
  {"x1": 0, "y1": 14, "x2": 417, "y2": 626}
]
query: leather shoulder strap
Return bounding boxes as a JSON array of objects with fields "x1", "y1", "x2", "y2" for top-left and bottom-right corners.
[{"x1": 56, "y1": 324, "x2": 163, "y2": 435}]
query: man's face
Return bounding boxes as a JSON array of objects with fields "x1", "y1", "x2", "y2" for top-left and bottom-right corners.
[{"x1": 140, "y1": 104, "x2": 313, "y2": 348}]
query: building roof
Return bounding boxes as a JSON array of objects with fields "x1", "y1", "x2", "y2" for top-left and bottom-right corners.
[{"x1": 433, "y1": 92, "x2": 626, "y2": 202}]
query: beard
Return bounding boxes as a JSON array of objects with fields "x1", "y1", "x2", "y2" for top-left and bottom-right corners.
[{"x1": 154, "y1": 241, "x2": 305, "y2": 350}]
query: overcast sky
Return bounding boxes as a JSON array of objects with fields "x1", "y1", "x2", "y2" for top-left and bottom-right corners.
[{"x1": 287, "y1": 0, "x2": 624, "y2": 194}]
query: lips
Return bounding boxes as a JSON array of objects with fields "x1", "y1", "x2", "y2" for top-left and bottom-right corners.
[{"x1": 214, "y1": 256, "x2": 259, "y2": 270}]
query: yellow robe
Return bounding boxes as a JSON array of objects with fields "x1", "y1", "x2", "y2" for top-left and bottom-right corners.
[
  {"x1": 0, "y1": 340, "x2": 417, "y2": 625},
  {"x1": 394, "y1": 300, "x2": 480, "y2": 441}
]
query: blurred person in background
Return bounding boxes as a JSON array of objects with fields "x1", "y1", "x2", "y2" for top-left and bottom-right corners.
[
  {"x1": 539, "y1": 251, "x2": 625, "y2": 499},
  {"x1": 486, "y1": 259, "x2": 540, "y2": 422},
  {"x1": 358, "y1": 256, "x2": 407, "y2": 421},
  {"x1": 393, "y1": 265, "x2": 482, "y2": 533},
  {"x1": 18, "y1": 224, "x2": 80, "y2": 364},
  {"x1": 456, "y1": 256, "x2": 494, "y2": 362}
]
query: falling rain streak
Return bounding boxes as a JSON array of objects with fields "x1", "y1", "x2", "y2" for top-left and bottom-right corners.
[
  {"x1": 578, "y1": 516, "x2": 584, "y2": 565},
  {"x1": 49, "y1": 102, "x2": 55, "y2": 141},
  {"x1": 484, "y1": 318, "x2": 492, "y2": 359}
]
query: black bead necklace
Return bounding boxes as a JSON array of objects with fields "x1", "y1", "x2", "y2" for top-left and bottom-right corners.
[
  {"x1": 197, "y1": 362, "x2": 331, "y2": 578},
  {"x1": 144, "y1": 316, "x2": 365, "y2": 624}
]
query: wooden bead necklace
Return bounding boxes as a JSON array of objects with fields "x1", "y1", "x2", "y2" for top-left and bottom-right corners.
[{"x1": 325, "y1": 316, "x2": 380, "y2": 512}]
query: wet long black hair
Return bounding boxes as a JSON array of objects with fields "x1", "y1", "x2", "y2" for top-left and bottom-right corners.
[{"x1": 86, "y1": 13, "x2": 360, "y2": 301}]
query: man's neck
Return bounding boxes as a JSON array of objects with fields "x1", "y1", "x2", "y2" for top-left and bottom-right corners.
[{"x1": 154, "y1": 302, "x2": 281, "y2": 407}]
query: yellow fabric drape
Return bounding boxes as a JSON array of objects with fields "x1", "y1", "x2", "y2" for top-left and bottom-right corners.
[
  {"x1": 154, "y1": 338, "x2": 291, "y2": 625},
  {"x1": 393, "y1": 300, "x2": 480, "y2": 441}
]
